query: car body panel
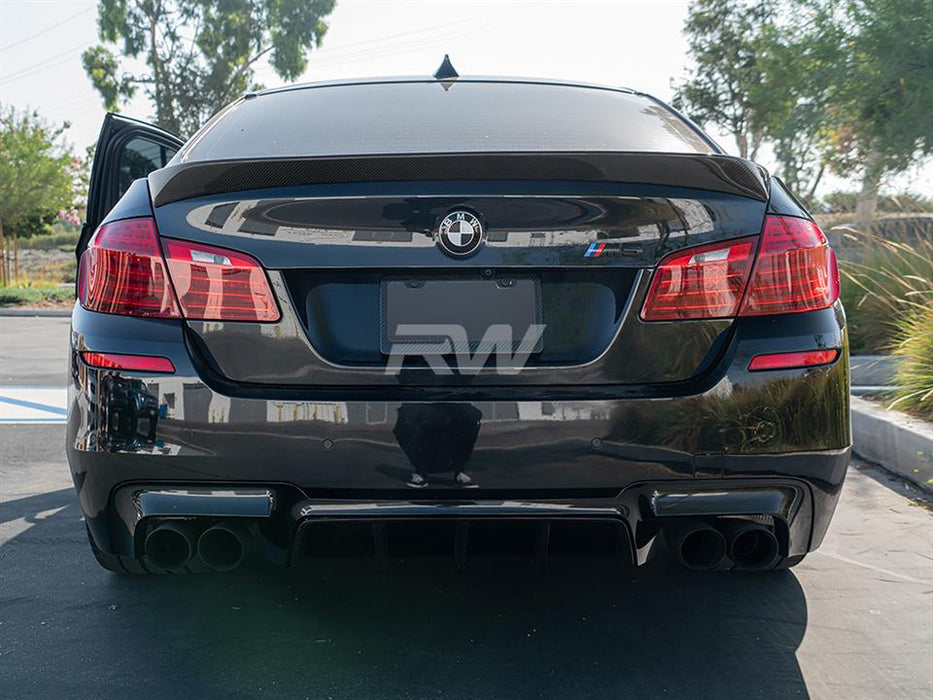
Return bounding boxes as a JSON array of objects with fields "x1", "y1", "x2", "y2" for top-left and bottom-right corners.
[
  {"x1": 67, "y1": 300, "x2": 850, "y2": 561},
  {"x1": 69, "y1": 78, "x2": 851, "y2": 572},
  {"x1": 149, "y1": 182, "x2": 766, "y2": 386}
]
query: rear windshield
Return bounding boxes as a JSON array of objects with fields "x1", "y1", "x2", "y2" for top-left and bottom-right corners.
[{"x1": 176, "y1": 80, "x2": 714, "y2": 163}]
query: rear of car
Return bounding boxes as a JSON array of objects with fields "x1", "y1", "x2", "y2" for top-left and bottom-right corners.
[{"x1": 67, "y1": 78, "x2": 850, "y2": 574}]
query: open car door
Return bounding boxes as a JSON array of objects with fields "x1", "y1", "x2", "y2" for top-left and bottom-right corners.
[{"x1": 78, "y1": 113, "x2": 183, "y2": 260}]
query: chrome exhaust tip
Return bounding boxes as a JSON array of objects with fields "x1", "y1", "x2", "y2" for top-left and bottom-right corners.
[
  {"x1": 198, "y1": 522, "x2": 249, "y2": 572},
  {"x1": 144, "y1": 521, "x2": 195, "y2": 569}
]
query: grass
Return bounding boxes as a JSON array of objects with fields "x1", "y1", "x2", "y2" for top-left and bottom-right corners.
[
  {"x1": 24, "y1": 259, "x2": 78, "y2": 285},
  {"x1": 19, "y1": 229, "x2": 80, "y2": 252},
  {"x1": 0, "y1": 283, "x2": 75, "y2": 307},
  {"x1": 889, "y1": 304, "x2": 933, "y2": 421},
  {"x1": 837, "y1": 228, "x2": 933, "y2": 354},
  {"x1": 834, "y1": 225, "x2": 932, "y2": 421}
]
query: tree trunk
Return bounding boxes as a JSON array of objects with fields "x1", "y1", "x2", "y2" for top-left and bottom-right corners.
[
  {"x1": 0, "y1": 217, "x2": 6, "y2": 286},
  {"x1": 749, "y1": 127, "x2": 763, "y2": 162},
  {"x1": 855, "y1": 150, "x2": 883, "y2": 224},
  {"x1": 736, "y1": 130, "x2": 748, "y2": 159},
  {"x1": 12, "y1": 228, "x2": 18, "y2": 281},
  {"x1": 806, "y1": 163, "x2": 826, "y2": 208}
]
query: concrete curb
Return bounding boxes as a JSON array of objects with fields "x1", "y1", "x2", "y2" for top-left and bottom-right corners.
[
  {"x1": 850, "y1": 355, "x2": 901, "y2": 388},
  {"x1": 0, "y1": 308, "x2": 72, "y2": 317},
  {"x1": 851, "y1": 396, "x2": 933, "y2": 493}
]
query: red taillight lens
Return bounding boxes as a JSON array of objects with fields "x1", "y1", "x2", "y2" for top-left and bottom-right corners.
[
  {"x1": 162, "y1": 239, "x2": 280, "y2": 322},
  {"x1": 739, "y1": 216, "x2": 839, "y2": 316},
  {"x1": 81, "y1": 351, "x2": 176, "y2": 373},
  {"x1": 641, "y1": 216, "x2": 840, "y2": 321},
  {"x1": 748, "y1": 349, "x2": 839, "y2": 371},
  {"x1": 78, "y1": 217, "x2": 280, "y2": 322},
  {"x1": 640, "y1": 237, "x2": 757, "y2": 321},
  {"x1": 78, "y1": 218, "x2": 181, "y2": 318}
]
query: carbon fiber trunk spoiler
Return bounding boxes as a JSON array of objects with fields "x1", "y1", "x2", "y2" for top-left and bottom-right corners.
[{"x1": 148, "y1": 152, "x2": 769, "y2": 207}]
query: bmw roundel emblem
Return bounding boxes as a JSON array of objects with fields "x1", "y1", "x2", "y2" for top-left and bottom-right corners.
[{"x1": 437, "y1": 210, "x2": 484, "y2": 257}]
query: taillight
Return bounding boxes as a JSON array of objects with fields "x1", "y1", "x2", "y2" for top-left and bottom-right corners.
[
  {"x1": 739, "y1": 216, "x2": 839, "y2": 316},
  {"x1": 748, "y1": 349, "x2": 839, "y2": 371},
  {"x1": 78, "y1": 218, "x2": 181, "y2": 318},
  {"x1": 641, "y1": 215, "x2": 839, "y2": 321},
  {"x1": 162, "y1": 239, "x2": 280, "y2": 322},
  {"x1": 79, "y1": 218, "x2": 279, "y2": 322},
  {"x1": 640, "y1": 237, "x2": 757, "y2": 321},
  {"x1": 81, "y1": 352, "x2": 176, "y2": 373}
]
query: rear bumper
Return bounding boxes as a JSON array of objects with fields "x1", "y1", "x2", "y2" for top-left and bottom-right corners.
[
  {"x1": 103, "y1": 469, "x2": 844, "y2": 568},
  {"x1": 66, "y1": 303, "x2": 851, "y2": 566}
]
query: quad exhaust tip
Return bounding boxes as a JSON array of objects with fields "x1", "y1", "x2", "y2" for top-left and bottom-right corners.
[
  {"x1": 144, "y1": 521, "x2": 196, "y2": 570},
  {"x1": 670, "y1": 520, "x2": 727, "y2": 571},
  {"x1": 722, "y1": 520, "x2": 780, "y2": 570},
  {"x1": 198, "y1": 522, "x2": 249, "y2": 572},
  {"x1": 669, "y1": 519, "x2": 780, "y2": 571},
  {"x1": 144, "y1": 520, "x2": 251, "y2": 571}
]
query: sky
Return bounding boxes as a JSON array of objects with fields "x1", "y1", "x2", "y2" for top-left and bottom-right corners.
[{"x1": 1, "y1": 0, "x2": 930, "y2": 197}]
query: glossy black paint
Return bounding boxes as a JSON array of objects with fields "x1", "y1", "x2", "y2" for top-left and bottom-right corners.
[
  {"x1": 151, "y1": 182, "x2": 767, "y2": 386},
  {"x1": 67, "y1": 298, "x2": 850, "y2": 565},
  {"x1": 69, "y1": 78, "x2": 852, "y2": 571},
  {"x1": 154, "y1": 183, "x2": 768, "y2": 268},
  {"x1": 149, "y1": 153, "x2": 769, "y2": 206},
  {"x1": 767, "y1": 177, "x2": 812, "y2": 219}
]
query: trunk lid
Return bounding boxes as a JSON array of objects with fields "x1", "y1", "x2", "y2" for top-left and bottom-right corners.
[{"x1": 150, "y1": 158, "x2": 768, "y2": 387}]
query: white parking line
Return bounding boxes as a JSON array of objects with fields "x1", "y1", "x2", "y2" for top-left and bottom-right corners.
[{"x1": 0, "y1": 386, "x2": 68, "y2": 424}]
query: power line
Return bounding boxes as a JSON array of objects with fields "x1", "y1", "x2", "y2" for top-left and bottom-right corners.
[
  {"x1": 0, "y1": 42, "x2": 92, "y2": 85},
  {"x1": 0, "y1": 7, "x2": 514, "y2": 90},
  {"x1": 308, "y1": 9, "x2": 510, "y2": 59},
  {"x1": 0, "y1": 6, "x2": 94, "y2": 54},
  {"x1": 309, "y1": 34, "x2": 470, "y2": 69},
  {"x1": 45, "y1": 90, "x2": 100, "y2": 111},
  {"x1": 298, "y1": 10, "x2": 516, "y2": 73}
]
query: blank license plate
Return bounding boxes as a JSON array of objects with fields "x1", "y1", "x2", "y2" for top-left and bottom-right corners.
[{"x1": 380, "y1": 278, "x2": 542, "y2": 354}]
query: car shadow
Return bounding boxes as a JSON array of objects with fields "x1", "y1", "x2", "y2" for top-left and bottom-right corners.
[{"x1": 0, "y1": 491, "x2": 810, "y2": 699}]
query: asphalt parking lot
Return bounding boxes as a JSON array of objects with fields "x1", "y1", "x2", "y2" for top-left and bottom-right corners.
[{"x1": 1, "y1": 317, "x2": 931, "y2": 699}]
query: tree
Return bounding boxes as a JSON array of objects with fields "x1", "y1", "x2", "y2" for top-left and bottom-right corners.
[
  {"x1": 0, "y1": 107, "x2": 76, "y2": 284},
  {"x1": 676, "y1": 0, "x2": 932, "y2": 216},
  {"x1": 675, "y1": 0, "x2": 830, "y2": 200},
  {"x1": 753, "y1": 18, "x2": 836, "y2": 206},
  {"x1": 809, "y1": 0, "x2": 933, "y2": 220},
  {"x1": 83, "y1": 0, "x2": 337, "y2": 136},
  {"x1": 673, "y1": 0, "x2": 777, "y2": 160}
]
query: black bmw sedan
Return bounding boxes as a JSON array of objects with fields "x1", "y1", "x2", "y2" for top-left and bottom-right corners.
[{"x1": 68, "y1": 68, "x2": 849, "y2": 574}]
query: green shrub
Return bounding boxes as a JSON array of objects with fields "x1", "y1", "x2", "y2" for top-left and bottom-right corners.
[
  {"x1": 23, "y1": 259, "x2": 78, "y2": 285},
  {"x1": 838, "y1": 229, "x2": 933, "y2": 353},
  {"x1": 19, "y1": 229, "x2": 80, "y2": 251},
  {"x1": 818, "y1": 190, "x2": 933, "y2": 214},
  {"x1": 0, "y1": 283, "x2": 74, "y2": 306},
  {"x1": 890, "y1": 304, "x2": 933, "y2": 421}
]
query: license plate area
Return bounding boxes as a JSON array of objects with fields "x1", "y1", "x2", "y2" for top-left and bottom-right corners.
[{"x1": 380, "y1": 276, "x2": 543, "y2": 354}]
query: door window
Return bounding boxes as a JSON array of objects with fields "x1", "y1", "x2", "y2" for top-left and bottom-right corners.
[{"x1": 118, "y1": 137, "x2": 177, "y2": 196}]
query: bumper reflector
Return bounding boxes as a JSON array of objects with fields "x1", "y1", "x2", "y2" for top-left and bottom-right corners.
[
  {"x1": 748, "y1": 349, "x2": 839, "y2": 372},
  {"x1": 81, "y1": 352, "x2": 176, "y2": 373}
]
